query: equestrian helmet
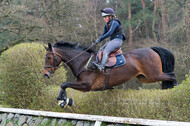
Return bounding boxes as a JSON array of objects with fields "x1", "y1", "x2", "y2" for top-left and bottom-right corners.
[{"x1": 101, "y1": 8, "x2": 115, "y2": 17}]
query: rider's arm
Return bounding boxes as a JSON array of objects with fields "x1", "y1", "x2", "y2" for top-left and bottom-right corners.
[
  {"x1": 101, "y1": 25, "x2": 107, "y2": 36},
  {"x1": 99, "y1": 20, "x2": 119, "y2": 42}
]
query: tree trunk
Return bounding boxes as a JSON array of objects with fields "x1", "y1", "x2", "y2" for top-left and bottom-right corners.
[
  {"x1": 160, "y1": 0, "x2": 167, "y2": 44},
  {"x1": 141, "y1": 0, "x2": 149, "y2": 38},
  {"x1": 89, "y1": 0, "x2": 98, "y2": 39},
  {"x1": 43, "y1": 0, "x2": 46, "y2": 9},
  {"x1": 186, "y1": 0, "x2": 190, "y2": 43},
  {"x1": 128, "y1": 1, "x2": 133, "y2": 46},
  {"x1": 152, "y1": 0, "x2": 158, "y2": 42}
]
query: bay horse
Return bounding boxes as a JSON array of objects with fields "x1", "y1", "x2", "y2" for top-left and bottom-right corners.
[{"x1": 43, "y1": 41, "x2": 178, "y2": 108}]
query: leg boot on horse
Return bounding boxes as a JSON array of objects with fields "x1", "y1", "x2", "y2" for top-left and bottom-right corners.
[{"x1": 57, "y1": 83, "x2": 73, "y2": 108}]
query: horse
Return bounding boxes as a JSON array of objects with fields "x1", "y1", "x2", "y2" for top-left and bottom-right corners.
[{"x1": 43, "y1": 41, "x2": 178, "y2": 108}]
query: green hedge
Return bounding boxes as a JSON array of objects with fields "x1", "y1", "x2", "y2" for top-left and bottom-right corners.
[
  {"x1": 39, "y1": 72, "x2": 190, "y2": 122},
  {"x1": 0, "y1": 42, "x2": 67, "y2": 108}
]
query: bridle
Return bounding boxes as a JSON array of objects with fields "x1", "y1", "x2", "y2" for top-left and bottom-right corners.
[{"x1": 44, "y1": 47, "x2": 64, "y2": 70}]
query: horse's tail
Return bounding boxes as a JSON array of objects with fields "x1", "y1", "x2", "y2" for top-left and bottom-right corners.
[{"x1": 151, "y1": 47, "x2": 175, "y2": 89}]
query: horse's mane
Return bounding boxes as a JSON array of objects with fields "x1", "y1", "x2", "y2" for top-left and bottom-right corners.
[{"x1": 53, "y1": 41, "x2": 95, "y2": 53}]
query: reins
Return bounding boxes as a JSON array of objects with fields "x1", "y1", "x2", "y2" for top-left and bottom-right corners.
[
  {"x1": 64, "y1": 44, "x2": 95, "y2": 64},
  {"x1": 55, "y1": 43, "x2": 95, "y2": 69}
]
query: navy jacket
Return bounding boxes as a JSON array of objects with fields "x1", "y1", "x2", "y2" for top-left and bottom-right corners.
[{"x1": 99, "y1": 19, "x2": 124, "y2": 42}]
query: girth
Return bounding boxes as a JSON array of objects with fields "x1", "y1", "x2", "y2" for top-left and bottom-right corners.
[{"x1": 102, "y1": 68, "x2": 112, "y2": 90}]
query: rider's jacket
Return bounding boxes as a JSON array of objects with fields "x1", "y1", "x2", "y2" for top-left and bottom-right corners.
[{"x1": 99, "y1": 19, "x2": 126, "y2": 42}]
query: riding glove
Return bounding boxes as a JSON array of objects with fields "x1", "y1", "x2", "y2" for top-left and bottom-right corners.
[{"x1": 95, "y1": 38, "x2": 101, "y2": 44}]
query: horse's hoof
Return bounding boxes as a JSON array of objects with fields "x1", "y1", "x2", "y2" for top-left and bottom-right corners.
[
  {"x1": 68, "y1": 98, "x2": 73, "y2": 106},
  {"x1": 60, "y1": 103, "x2": 65, "y2": 108},
  {"x1": 58, "y1": 98, "x2": 73, "y2": 108},
  {"x1": 58, "y1": 100, "x2": 67, "y2": 108}
]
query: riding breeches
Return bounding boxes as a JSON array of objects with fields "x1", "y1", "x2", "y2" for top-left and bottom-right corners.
[{"x1": 100, "y1": 38, "x2": 123, "y2": 55}]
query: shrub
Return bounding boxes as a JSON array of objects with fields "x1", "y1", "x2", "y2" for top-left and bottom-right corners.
[
  {"x1": 39, "y1": 71, "x2": 190, "y2": 122},
  {"x1": 0, "y1": 42, "x2": 67, "y2": 108}
]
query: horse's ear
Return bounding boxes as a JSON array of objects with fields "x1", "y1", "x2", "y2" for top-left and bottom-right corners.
[
  {"x1": 44, "y1": 44, "x2": 48, "y2": 51},
  {"x1": 48, "y1": 43, "x2": 52, "y2": 51}
]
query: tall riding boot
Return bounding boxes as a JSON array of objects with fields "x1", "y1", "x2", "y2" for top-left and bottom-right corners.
[{"x1": 94, "y1": 52, "x2": 108, "y2": 71}]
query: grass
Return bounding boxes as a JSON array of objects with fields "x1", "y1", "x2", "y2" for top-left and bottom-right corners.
[{"x1": 0, "y1": 104, "x2": 10, "y2": 108}]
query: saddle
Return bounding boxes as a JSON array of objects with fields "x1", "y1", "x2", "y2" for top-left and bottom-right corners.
[{"x1": 97, "y1": 48, "x2": 126, "y2": 68}]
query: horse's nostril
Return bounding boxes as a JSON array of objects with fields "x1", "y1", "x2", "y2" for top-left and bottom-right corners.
[{"x1": 44, "y1": 74, "x2": 49, "y2": 79}]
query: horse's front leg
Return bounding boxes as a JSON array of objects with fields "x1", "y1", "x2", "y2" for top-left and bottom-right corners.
[
  {"x1": 57, "y1": 81, "x2": 91, "y2": 108},
  {"x1": 57, "y1": 82, "x2": 73, "y2": 108}
]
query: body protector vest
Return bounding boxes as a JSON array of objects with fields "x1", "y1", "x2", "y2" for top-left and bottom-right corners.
[{"x1": 106, "y1": 19, "x2": 126, "y2": 41}]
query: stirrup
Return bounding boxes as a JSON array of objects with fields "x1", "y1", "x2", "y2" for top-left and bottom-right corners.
[{"x1": 94, "y1": 63, "x2": 104, "y2": 71}]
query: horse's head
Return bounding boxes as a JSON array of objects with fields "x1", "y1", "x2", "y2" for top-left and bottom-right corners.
[{"x1": 43, "y1": 43, "x2": 62, "y2": 79}]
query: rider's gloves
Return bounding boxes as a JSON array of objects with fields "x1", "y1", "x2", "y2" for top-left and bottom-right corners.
[
  {"x1": 92, "y1": 38, "x2": 101, "y2": 46},
  {"x1": 95, "y1": 38, "x2": 101, "y2": 44}
]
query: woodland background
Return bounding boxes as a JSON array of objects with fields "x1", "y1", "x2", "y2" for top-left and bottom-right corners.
[
  {"x1": 0, "y1": 0, "x2": 190, "y2": 88},
  {"x1": 0, "y1": 0, "x2": 190, "y2": 121}
]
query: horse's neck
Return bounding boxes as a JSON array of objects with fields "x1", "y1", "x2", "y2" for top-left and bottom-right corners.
[{"x1": 57, "y1": 48, "x2": 90, "y2": 77}]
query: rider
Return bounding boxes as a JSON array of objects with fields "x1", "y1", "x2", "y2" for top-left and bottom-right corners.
[{"x1": 93, "y1": 8, "x2": 126, "y2": 71}]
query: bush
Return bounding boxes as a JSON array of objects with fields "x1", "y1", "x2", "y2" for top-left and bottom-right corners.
[
  {"x1": 39, "y1": 72, "x2": 190, "y2": 122},
  {"x1": 0, "y1": 42, "x2": 67, "y2": 108}
]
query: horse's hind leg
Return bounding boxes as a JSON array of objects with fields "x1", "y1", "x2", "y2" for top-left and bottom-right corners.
[
  {"x1": 161, "y1": 72, "x2": 178, "y2": 89},
  {"x1": 137, "y1": 72, "x2": 178, "y2": 89},
  {"x1": 154, "y1": 72, "x2": 178, "y2": 89}
]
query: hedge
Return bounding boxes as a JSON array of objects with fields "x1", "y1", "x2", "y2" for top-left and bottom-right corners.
[
  {"x1": 40, "y1": 72, "x2": 190, "y2": 122},
  {"x1": 0, "y1": 42, "x2": 67, "y2": 108}
]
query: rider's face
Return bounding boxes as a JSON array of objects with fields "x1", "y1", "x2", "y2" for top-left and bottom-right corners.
[{"x1": 103, "y1": 16, "x2": 110, "y2": 23}]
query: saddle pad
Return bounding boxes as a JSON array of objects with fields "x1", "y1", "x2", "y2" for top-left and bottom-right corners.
[
  {"x1": 106, "y1": 54, "x2": 126, "y2": 68},
  {"x1": 96, "y1": 54, "x2": 126, "y2": 68}
]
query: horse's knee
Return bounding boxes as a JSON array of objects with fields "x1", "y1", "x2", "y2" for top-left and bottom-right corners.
[{"x1": 61, "y1": 82, "x2": 68, "y2": 89}]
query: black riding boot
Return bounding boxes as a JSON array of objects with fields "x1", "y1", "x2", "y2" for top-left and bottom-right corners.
[{"x1": 94, "y1": 52, "x2": 108, "y2": 71}]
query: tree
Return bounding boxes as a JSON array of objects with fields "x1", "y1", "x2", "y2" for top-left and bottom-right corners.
[
  {"x1": 141, "y1": 0, "x2": 149, "y2": 39},
  {"x1": 152, "y1": 0, "x2": 158, "y2": 42},
  {"x1": 160, "y1": 0, "x2": 167, "y2": 43},
  {"x1": 186, "y1": 0, "x2": 190, "y2": 42},
  {"x1": 128, "y1": 0, "x2": 133, "y2": 46}
]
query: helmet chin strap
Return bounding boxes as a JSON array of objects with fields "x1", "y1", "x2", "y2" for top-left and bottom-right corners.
[{"x1": 108, "y1": 16, "x2": 113, "y2": 22}]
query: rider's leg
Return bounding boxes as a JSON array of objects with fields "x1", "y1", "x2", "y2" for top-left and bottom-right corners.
[
  {"x1": 94, "y1": 38, "x2": 122, "y2": 71},
  {"x1": 96, "y1": 52, "x2": 108, "y2": 71}
]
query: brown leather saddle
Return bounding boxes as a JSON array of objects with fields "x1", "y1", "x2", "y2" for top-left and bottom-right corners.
[{"x1": 97, "y1": 48, "x2": 123, "y2": 67}]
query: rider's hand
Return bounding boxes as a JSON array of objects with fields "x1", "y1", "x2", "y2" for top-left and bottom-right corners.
[
  {"x1": 95, "y1": 38, "x2": 101, "y2": 44},
  {"x1": 92, "y1": 42, "x2": 96, "y2": 46}
]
